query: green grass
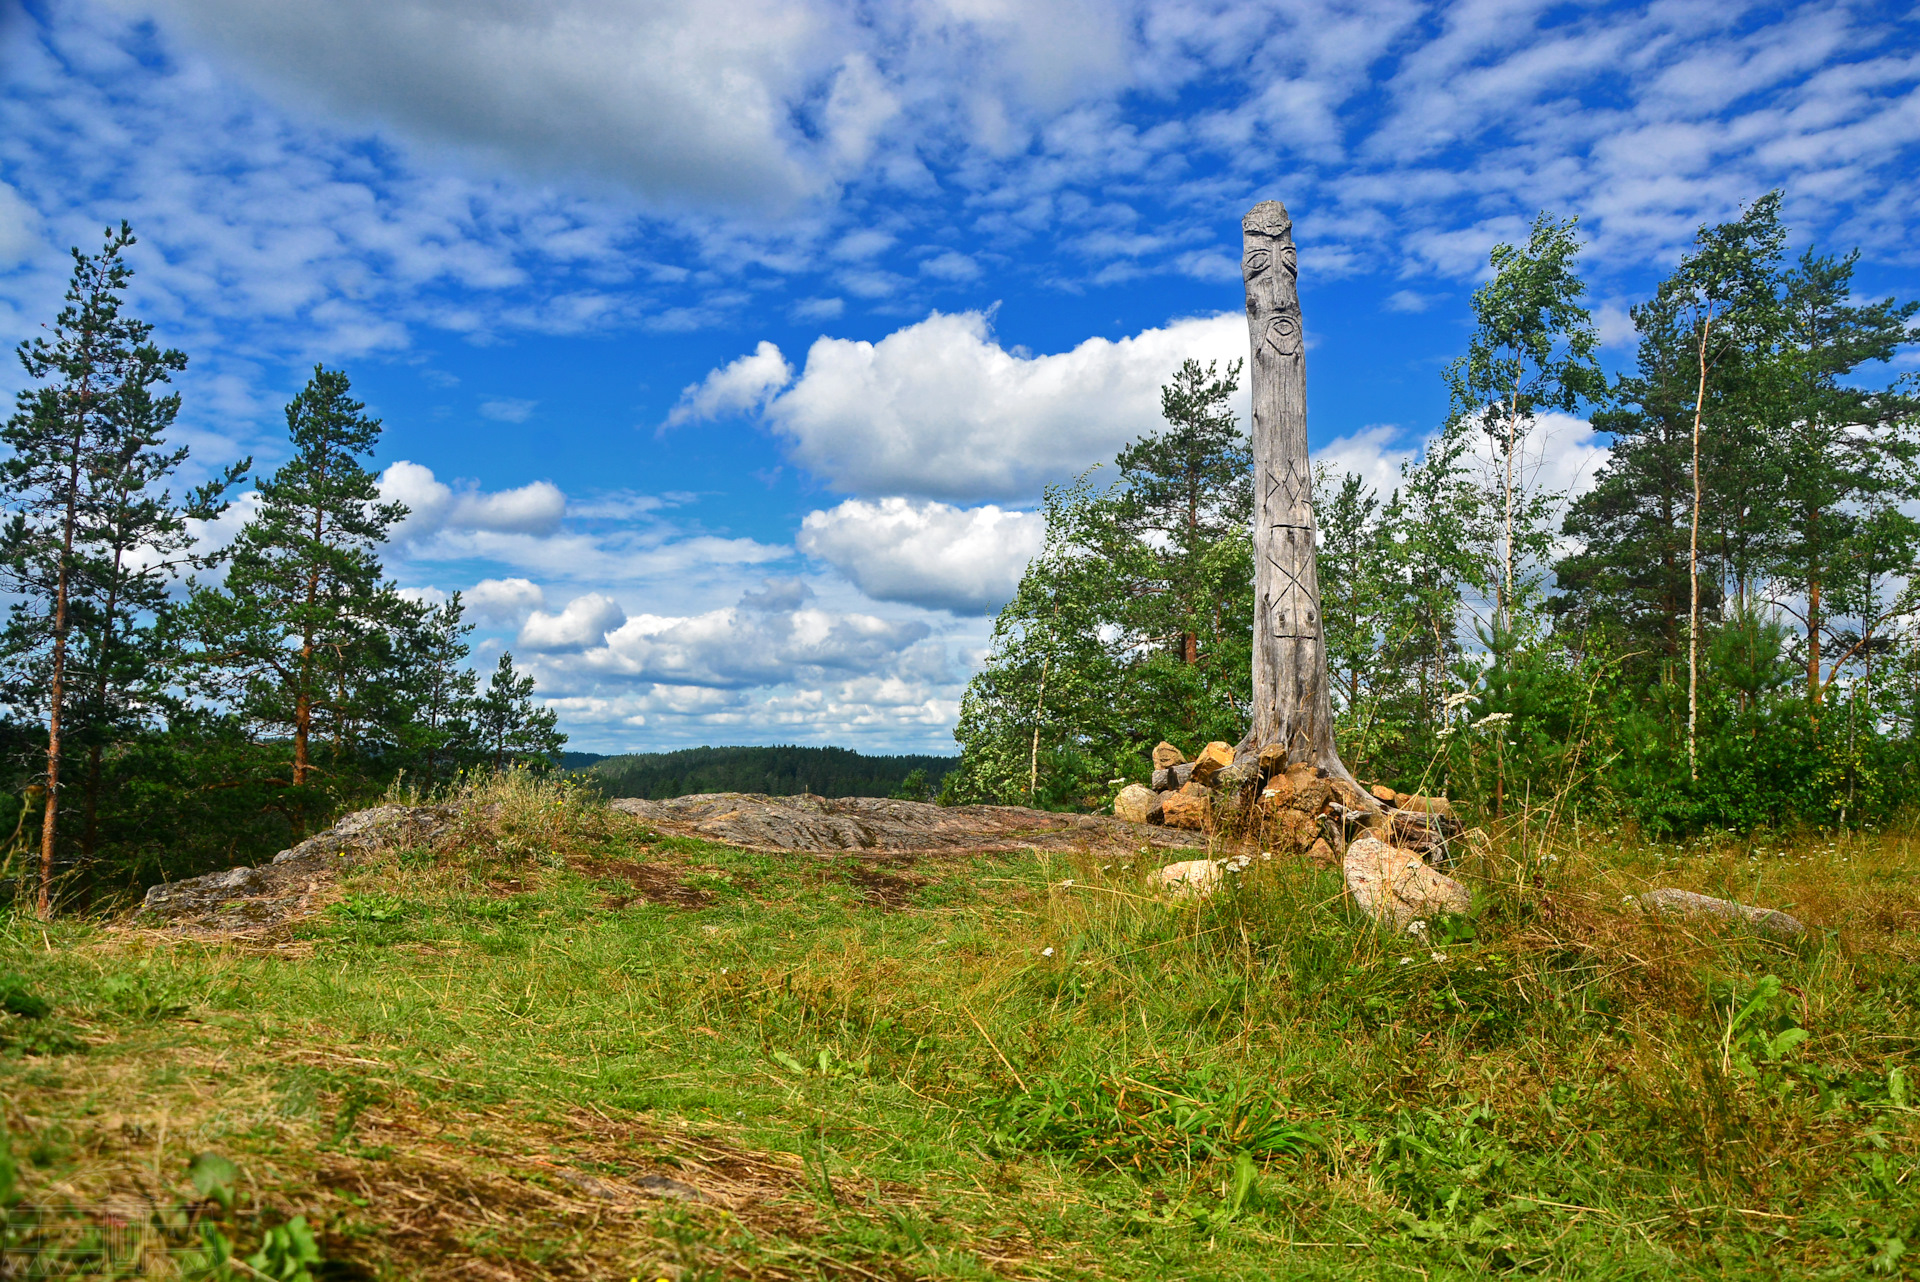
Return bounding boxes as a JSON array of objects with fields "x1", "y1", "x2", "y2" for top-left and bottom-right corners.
[{"x1": 1, "y1": 775, "x2": 1917, "y2": 1279}]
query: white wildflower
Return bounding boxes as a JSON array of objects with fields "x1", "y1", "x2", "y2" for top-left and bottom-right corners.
[
  {"x1": 1398, "y1": 957, "x2": 1412, "y2": 966},
  {"x1": 1430, "y1": 952, "x2": 1448, "y2": 963},
  {"x1": 1041, "y1": 947, "x2": 1054, "y2": 957},
  {"x1": 1060, "y1": 878, "x2": 1074, "y2": 887}
]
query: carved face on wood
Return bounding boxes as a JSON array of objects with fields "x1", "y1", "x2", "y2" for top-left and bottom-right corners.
[{"x1": 1242, "y1": 229, "x2": 1301, "y2": 357}]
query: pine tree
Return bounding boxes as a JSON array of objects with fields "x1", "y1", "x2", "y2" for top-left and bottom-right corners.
[
  {"x1": 1556, "y1": 300, "x2": 1716, "y2": 675},
  {"x1": 474, "y1": 651, "x2": 564, "y2": 772},
  {"x1": 0, "y1": 223, "x2": 220, "y2": 916},
  {"x1": 391, "y1": 593, "x2": 480, "y2": 785},
  {"x1": 1763, "y1": 249, "x2": 1920, "y2": 715},
  {"x1": 64, "y1": 393, "x2": 245, "y2": 895},
  {"x1": 1107, "y1": 358, "x2": 1252, "y2": 668},
  {"x1": 188, "y1": 367, "x2": 407, "y2": 787}
]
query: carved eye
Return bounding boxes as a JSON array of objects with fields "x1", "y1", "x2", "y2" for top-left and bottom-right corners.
[
  {"x1": 1243, "y1": 250, "x2": 1271, "y2": 277},
  {"x1": 1279, "y1": 245, "x2": 1297, "y2": 276},
  {"x1": 1265, "y1": 313, "x2": 1301, "y2": 354}
]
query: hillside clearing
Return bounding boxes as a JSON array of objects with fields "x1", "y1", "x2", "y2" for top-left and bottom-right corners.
[{"x1": 2, "y1": 777, "x2": 1917, "y2": 1280}]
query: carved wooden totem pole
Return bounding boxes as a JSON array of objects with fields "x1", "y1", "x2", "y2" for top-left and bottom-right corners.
[{"x1": 1237, "y1": 200, "x2": 1365, "y2": 791}]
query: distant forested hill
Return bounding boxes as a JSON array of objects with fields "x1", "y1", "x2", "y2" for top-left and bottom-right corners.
[{"x1": 582, "y1": 745, "x2": 959, "y2": 800}]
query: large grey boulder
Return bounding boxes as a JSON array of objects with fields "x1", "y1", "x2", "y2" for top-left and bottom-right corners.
[
  {"x1": 1637, "y1": 888, "x2": 1805, "y2": 936},
  {"x1": 1344, "y1": 835, "x2": 1470, "y2": 931}
]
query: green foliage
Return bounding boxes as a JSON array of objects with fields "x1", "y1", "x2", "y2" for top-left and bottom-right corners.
[
  {"x1": 244, "y1": 1215, "x2": 322, "y2": 1280},
  {"x1": 187, "y1": 1151, "x2": 239, "y2": 1210},
  {"x1": 186, "y1": 365, "x2": 410, "y2": 786},
  {"x1": 0, "y1": 973, "x2": 50, "y2": 1020},
  {"x1": 889, "y1": 767, "x2": 933, "y2": 801},
  {"x1": 474, "y1": 650, "x2": 565, "y2": 772},
  {"x1": 0, "y1": 222, "x2": 249, "y2": 911},
  {"x1": 1372, "y1": 1103, "x2": 1511, "y2": 1220}
]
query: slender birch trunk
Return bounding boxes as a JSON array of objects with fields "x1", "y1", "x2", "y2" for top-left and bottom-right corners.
[{"x1": 1688, "y1": 315, "x2": 1711, "y2": 782}]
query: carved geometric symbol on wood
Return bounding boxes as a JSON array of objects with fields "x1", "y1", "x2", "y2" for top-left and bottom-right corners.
[
  {"x1": 1262, "y1": 458, "x2": 1319, "y2": 638},
  {"x1": 1264, "y1": 523, "x2": 1319, "y2": 638},
  {"x1": 1264, "y1": 460, "x2": 1310, "y2": 515}
]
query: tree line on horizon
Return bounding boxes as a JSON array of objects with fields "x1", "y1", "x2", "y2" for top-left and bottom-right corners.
[
  {"x1": 585, "y1": 744, "x2": 957, "y2": 802},
  {"x1": 1, "y1": 224, "x2": 565, "y2": 916},
  {"x1": 947, "y1": 192, "x2": 1920, "y2": 834}
]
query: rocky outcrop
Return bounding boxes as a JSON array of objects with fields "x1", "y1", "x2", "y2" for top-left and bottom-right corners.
[
  {"x1": 142, "y1": 804, "x2": 456, "y2": 927},
  {"x1": 1637, "y1": 888, "x2": 1805, "y2": 936},
  {"x1": 611, "y1": 793, "x2": 1205, "y2": 855}
]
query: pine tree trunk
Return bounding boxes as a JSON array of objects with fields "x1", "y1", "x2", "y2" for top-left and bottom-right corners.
[
  {"x1": 1237, "y1": 200, "x2": 1365, "y2": 795},
  {"x1": 38, "y1": 439, "x2": 84, "y2": 919},
  {"x1": 79, "y1": 535, "x2": 128, "y2": 905},
  {"x1": 1806, "y1": 535, "x2": 1823, "y2": 716}
]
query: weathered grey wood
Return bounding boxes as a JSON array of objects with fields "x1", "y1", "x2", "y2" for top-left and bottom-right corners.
[{"x1": 1238, "y1": 200, "x2": 1365, "y2": 793}]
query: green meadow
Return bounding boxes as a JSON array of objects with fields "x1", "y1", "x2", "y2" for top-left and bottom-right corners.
[{"x1": 2, "y1": 775, "x2": 1917, "y2": 1280}]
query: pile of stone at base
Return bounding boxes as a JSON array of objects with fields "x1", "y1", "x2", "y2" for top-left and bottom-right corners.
[
  {"x1": 1112, "y1": 740, "x2": 1474, "y2": 931},
  {"x1": 1110, "y1": 739, "x2": 1463, "y2": 868}
]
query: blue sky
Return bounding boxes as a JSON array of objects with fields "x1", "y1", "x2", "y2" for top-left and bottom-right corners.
[{"x1": 0, "y1": 0, "x2": 1915, "y2": 754}]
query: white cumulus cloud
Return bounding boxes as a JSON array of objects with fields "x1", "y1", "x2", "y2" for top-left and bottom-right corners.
[
  {"x1": 382, "y1": 461, "x2": 567, "y2": 537},
  {"x1": 546, "y1": 593, "x2": 933, "y2": 690},
  {"x1": 518, "y1": 592, "x2": 629, "y2": 652},
  {"x1": 465, "y1": 577, "x2": 546, "y2": 624},
  {"x1": 664, "y1": 340, "x2": 794, "y2": 428},
  {"x1": 798, "y1": 497, "x2": 1045, "y2": 614},
  {"x1": 734, "y1": 310, "x2": 1247, "y2": 501}
]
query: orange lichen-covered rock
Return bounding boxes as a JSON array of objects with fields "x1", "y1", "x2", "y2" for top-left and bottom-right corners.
[
  {"x1": 1189, "y1": 741, "x2": 1235, "y2": 786},
  {"x1": 1159, "y1": 786, "x2": 1211, "y2": 831},
  {"x1": 1264, "y1": 805, "x2": 1320, "y2": 853}
]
